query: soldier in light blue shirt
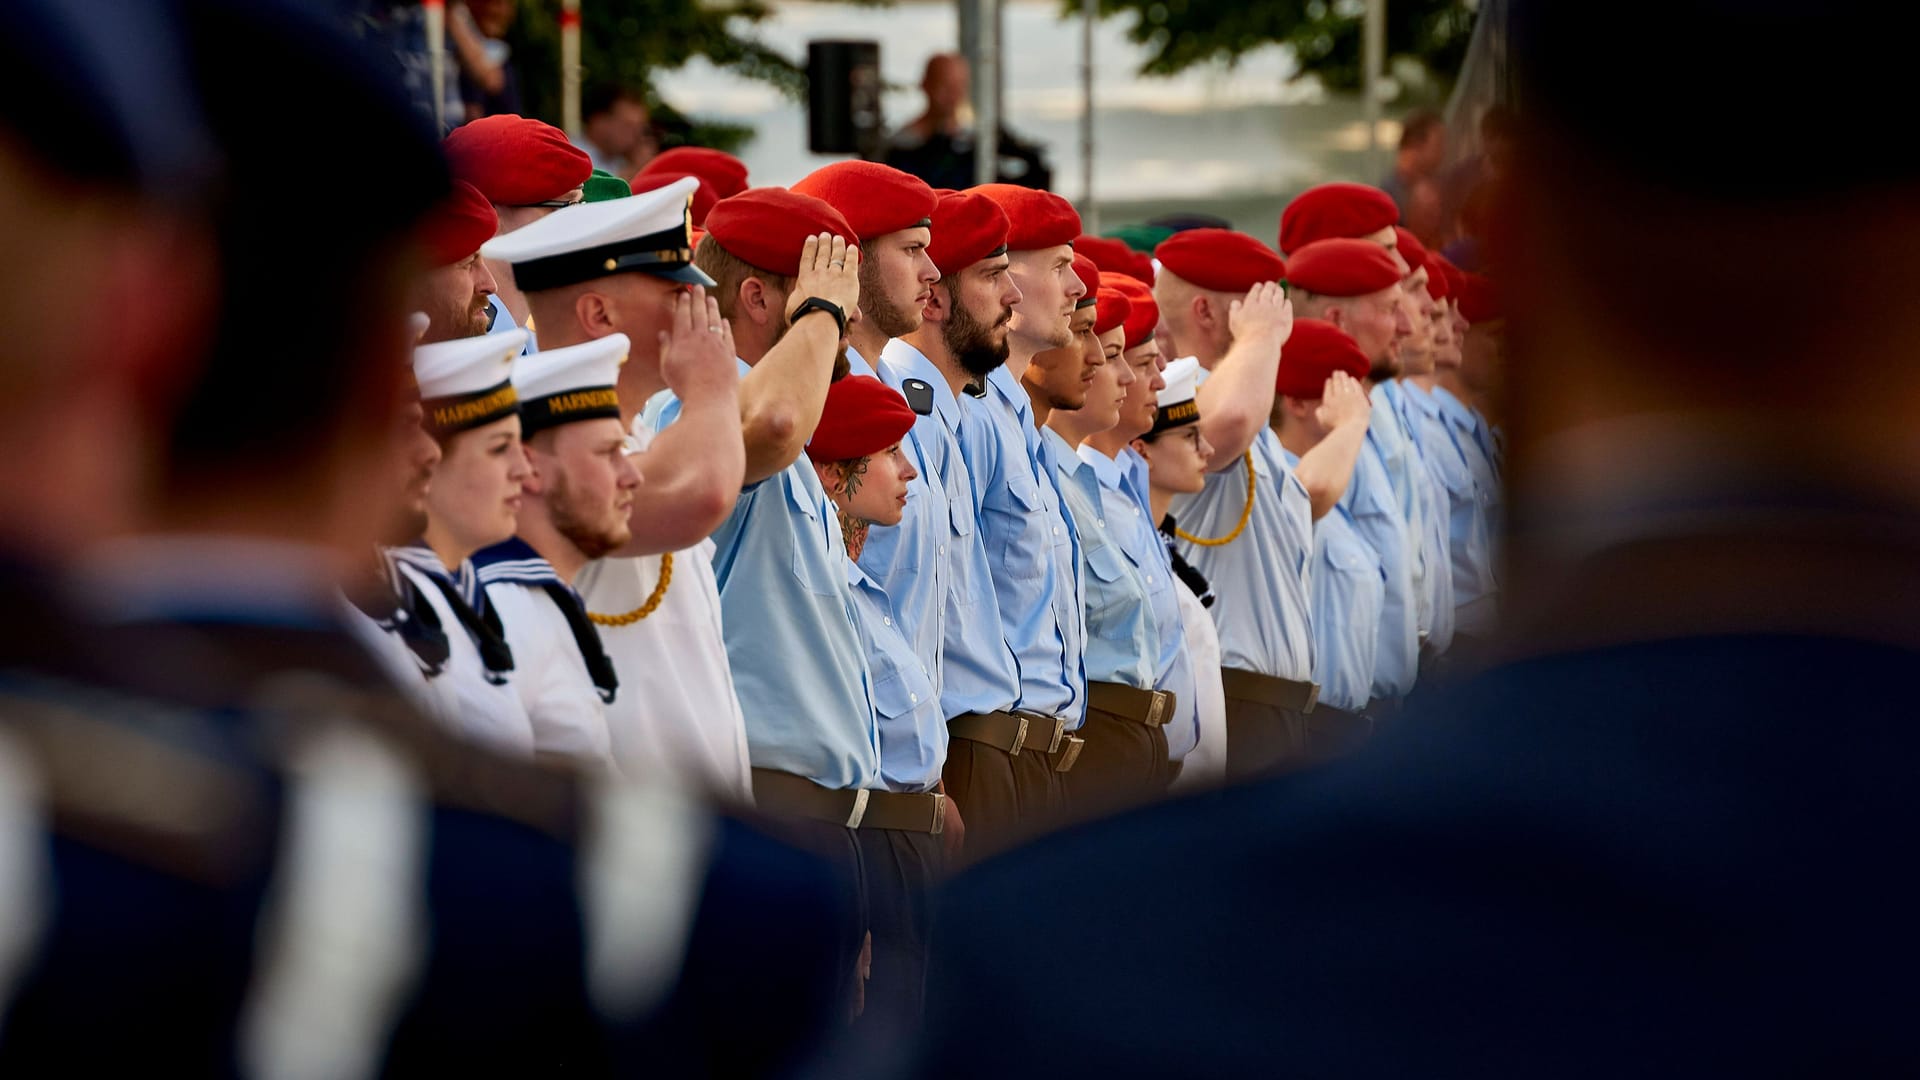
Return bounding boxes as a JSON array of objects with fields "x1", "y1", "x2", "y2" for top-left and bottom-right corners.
[
  {"x1": 806, "y1": 372, "x2": 955, "y2": 1027},
  {"x1": 1288, "y1": 238, "x2": 1423, "y2": 705},
  {"x1": 1379, "y1": 243, "x2": 1458, "y2": 662},
  {"x1": 790, "y1": 161, "x2": 950, "y2": 714},
  {"x1": 1151, "y1": 228, "x2": 1313, "y2": 778},
  {"x1": 1272, "y1": 321, "x2": 1388, "y2": 761},
  {"x1": 1047, "y1": 286, "x2": 1195, "y2": 817},
  {"x1": 1083, "y1": 280, "x2": 1206, "y2": 779},
  {"x1": 879, "y1": 190, "x2": 1035, "y2": 858},
  {"x1": 951, "y1": 184, "x2": 1093, "y2": 831},
  {"x1": 644, "y1": 191, "x2": 885, "y2": 1017}
]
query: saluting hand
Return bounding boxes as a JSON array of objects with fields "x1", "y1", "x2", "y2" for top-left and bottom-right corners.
[
  {"x1": 786, "y1": 232, "x2": 862, "y2": 323},
  {"x1": 660, "y1": 286, "x2": 740, "y2": 400},
  {"x1": 1228, "y1": 280, "x2": 1293, "y2": 350},
  {"x1": 1315, "y1": 370, "x2": 1371, "y2": 430}
]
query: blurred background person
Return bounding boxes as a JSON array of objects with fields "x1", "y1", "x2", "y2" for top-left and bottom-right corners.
[
  {"x1": 1380, "y1": 108, "x2": 1446, "y2": 248},
  {"x1": 579, "y1": 83, "x2": 658, "y2": 177}
]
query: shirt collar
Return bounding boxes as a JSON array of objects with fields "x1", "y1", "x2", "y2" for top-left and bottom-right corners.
[
  {"x1": 879, "y1": 338, "x2": 963, "y2": 432},
  {"x1": 846, "y1": 344, "x2": 877, "y2": 378},
  {"x1": 1076, "y1": 442, "x2": 1128, "y2": 490}
]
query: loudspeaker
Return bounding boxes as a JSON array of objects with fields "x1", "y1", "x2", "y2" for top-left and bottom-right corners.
[{"x1": 807, "y1": 40, "x2": 884, "y2": 158}]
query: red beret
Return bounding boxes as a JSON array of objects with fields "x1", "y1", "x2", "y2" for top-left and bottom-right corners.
[
  {"x1": 703, "y1": 187, "x2": 858, "y2": 277},
  {"x1": 1392, "y1": 226, "x2": 1429, "y2": 277},
  {"x1": 419, "y1": 181, "x2": 497, "y2": 266},
  {"x1": 807, "y1": 375, "x2": 916, "y2": 462},
  {"x1": 1071, "y1": 253, "x2": 1101, "y2": 309},
  {"x1": 632, "y1": 170, "x2": 718, "y2": 226},
  {"x1": 971, "y1": 184, "x2": 1081, "y2": 250},
  {"x1": 1074, "y1": 234, "x2": 1154, "y2": 285},
  {"x1": 1093, "y1": 287, "x2": 1132, "y2": 337},
  {"x1": 926, "y1": 190, "x2": 1009, "y2": 276},
  {"x1": 1421, "y1": 253, "x2": 1451, "y2": 300},
  {"x1": 637, "y1": 147, "x2": 749, "y2": 199},
  {"x1": 1153, "y1": 228, "x2": 1285, "y2": 294},
  {"x1": 1286, "y1": 238, "x2": 1405, "y2": 298},
  {"x1": 790, "y1": 161, "x2": 937, "y2": 242},
  {"x1": 444, "y1": 115, "x2": 592, "y2": 207},
  {"x1": 1108, "y1": 276, "x2": 1159, "y2": 350},
  {"x1": 1275, "y1": 318, "x2": 1370, "y2": 400},
  {"x1": 1454, "y1": 273, "x2": 1503, "y2": 323},
  {"x1": 1279, "y1": 182, "x2": 1399, "y2": 255}
]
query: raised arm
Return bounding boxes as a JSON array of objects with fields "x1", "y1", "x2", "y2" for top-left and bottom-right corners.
[
  {"x1": 738, "y1": 234, "x2": 863, "y2": 484},
  {"x1": 1291, "y1": 372, "x2": 1371, "y2": 521},
  {"x1": 1195, "y1": 282, "x2": 1292, "y2": 471},
  {"x1": 615, "y1": 287, "x2": 744, "y2": 555}
]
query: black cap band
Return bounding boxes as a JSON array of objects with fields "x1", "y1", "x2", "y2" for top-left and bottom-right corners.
[
  {"x1": 424, "y1": 379, "x2": 519, "y2": 438},
  {"x1": 1148, "y1": 397, "x2": 1200, "y2": 437},
  {"x1": 511, "y1": 222, "x2": 696, "y2": 292},
  {"x1": 519, "y1": 386, "x2": 621, "y2": 437}
]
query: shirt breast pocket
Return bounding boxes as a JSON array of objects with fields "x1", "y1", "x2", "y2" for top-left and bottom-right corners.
[
  {"x1": 868, "y1": 665, "x2": 925, "y2": 722},
  {"x1": 1083, "y1": 541, "x2": 1137, "y2": 626},
  {"x1": 785, "y1": 471, "x2": 842, "y2": 597},
  {"x1": 986, "y1": 474, "x2": 1048, "y2": 582}
]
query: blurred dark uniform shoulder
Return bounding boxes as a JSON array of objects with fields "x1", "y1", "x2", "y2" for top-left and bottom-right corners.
[
  {"x1": 0, "y1": 2, "x2": 852, "y2": 1074},
  {"x1": 909, "y1": 485, "x2": 1920, "y2": 1077}
]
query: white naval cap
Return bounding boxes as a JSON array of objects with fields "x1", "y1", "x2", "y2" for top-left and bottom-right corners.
[
  {"x1": 512, "y1": 332, "x2": 630, "y2": 436},
  {"x1": 413, "y1": 329, "x2": 529, "y2": 435},
  {"x1": 1151, "y1": 355, "x2": 1202, "y2": 435},
  {"x1": 479, "y1": 176, "x2": 716, "y2": 291}
]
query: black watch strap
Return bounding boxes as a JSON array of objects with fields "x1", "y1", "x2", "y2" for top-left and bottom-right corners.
[{"x1": 791, "y1": 296, "x2": 848, "y2": 337}]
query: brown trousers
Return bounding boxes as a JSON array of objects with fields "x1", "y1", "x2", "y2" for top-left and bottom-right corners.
[
  {"x1": 941, "y1": 735, "x2": 1067, "y2": 863},
  {"x1": 1223, "y1": 694, "x2": 1311, "y2": 780},
  {"x1": 1060, "y1": 707, "x2": 1173, "y2": 822}
]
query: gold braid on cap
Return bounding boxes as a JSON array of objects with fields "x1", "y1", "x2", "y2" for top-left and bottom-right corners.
[
  {"x1": 587, "y1": 554, "x2": 672, "y2": 626},
  {"x1": 1173, "y1": 450, "x2": 1256, "y2": 547}
]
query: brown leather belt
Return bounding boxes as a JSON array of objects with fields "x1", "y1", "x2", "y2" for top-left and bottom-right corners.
[
  {"x1": 750, "y1": 769, "x2": 945, "y2": 834},
  {"x1": 1220, "y1": 667, "x2": 1319, "y2": 713},
  {"x1": 948, "y1": 710, "x2": 1082, "y2": 772},
  {"x1": 1086, "y1": 681, "x2": 1176, "y2": 727}
]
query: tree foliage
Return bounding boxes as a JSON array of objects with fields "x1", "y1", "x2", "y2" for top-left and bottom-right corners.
[
  {"x1": 1073, "y1": 0, "x2": 1477, "y2": 98},
  {"x1": 505, "y1": 0, "x2": 804, "y2": 140}
]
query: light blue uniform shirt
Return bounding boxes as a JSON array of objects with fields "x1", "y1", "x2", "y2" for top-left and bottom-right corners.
[
  {"x1": 846, "y1": 559, "x2": 946, "y2": 792},
  {"x1": 1433, "y1": 386, "x2": 1502, "y2": 632},
  {"x1": 1081, "y1": 444, "x2": 1201, "y2": 761},
  {"x1": 646, "y1": 361, "x2": 881, "y2": 790},
  {"x1": 1049, "y1": 430, "x2": 1156, "y2": 693},
  {"x1": 1381, "y1": 381, "x2": 1456, "y2": 656},
  {"x1": 1367, "y1": 385, "x2": 1432, "y2": 641},
  {"x1": 956, "y1": 365, "x2": 1087, "y2": 726},
  {"x1": 848, "y1": 346, "x2": 949, "y2": 707},
  {"x1": 485, "y1": 294, "x2": 538, "y2": 354},
  {"x1": 1284, "y1": 450, "x2": 1385, "y2": 712},
  {"x1": 1407, "y1": 383, "x2": 1496, "y2": 650},
  {"x1": 1338, "y1": 427, "x2": 1420, "y2": 700},
  {"x1": 874, "y1": 340, "x2": 1022, "y2": 720},
  {"x1": 1167, "y1": 392, "x2": 1315, "y2": 682}
]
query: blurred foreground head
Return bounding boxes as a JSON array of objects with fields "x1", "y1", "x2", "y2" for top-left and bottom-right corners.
[
  {"x1": 0, "y1": 0, "x2": 219, "y2": 559},
  {"x1": 1501, "y1": 1, "x2": 1920, "y2": 495},
  {"x1": 158, "y1": 0, "x2": 448, "y2": 554}
]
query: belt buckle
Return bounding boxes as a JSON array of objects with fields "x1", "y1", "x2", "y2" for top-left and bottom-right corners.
[
  {"x1": 1007, "y1": 713, "x2": 1030, "y2": 755},
  {"x1": 1302, "y1": 682, "x2": 1320, "y2": 714},
  {"x1": 1054, "y1": 735, "x2": 1084, "y2": 773},
  {"x1": 1145, "y1": 691, "x2": 1167, "y2": 726},
  {"x1": 845, "y1": 788, "x2": 871, "y2": 829},
  {"x1": 928, "y1": 791, "x2": 946, "y2": 835},
  {"x1": 1039, "y1": 715, "x2": 1066, "y2": 754}
]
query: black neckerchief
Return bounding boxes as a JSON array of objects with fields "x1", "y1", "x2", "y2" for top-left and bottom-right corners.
[
  {"x1": 1159, "y1": 514, "x2": 1215, "y2": 608},
  {"x1": 418, "y1": 572, "x2": 516, "y2": 684},
  {"x1": 540, "y1": 583, "x2": 619, "y2": 704},
  {"x1": 346, "y1": 554, "x2": 450, "y2": 674}
]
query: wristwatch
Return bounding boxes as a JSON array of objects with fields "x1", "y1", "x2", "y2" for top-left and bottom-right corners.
[{"x1": 790, "y1": 296, "x2": 848, "y2": 338}]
